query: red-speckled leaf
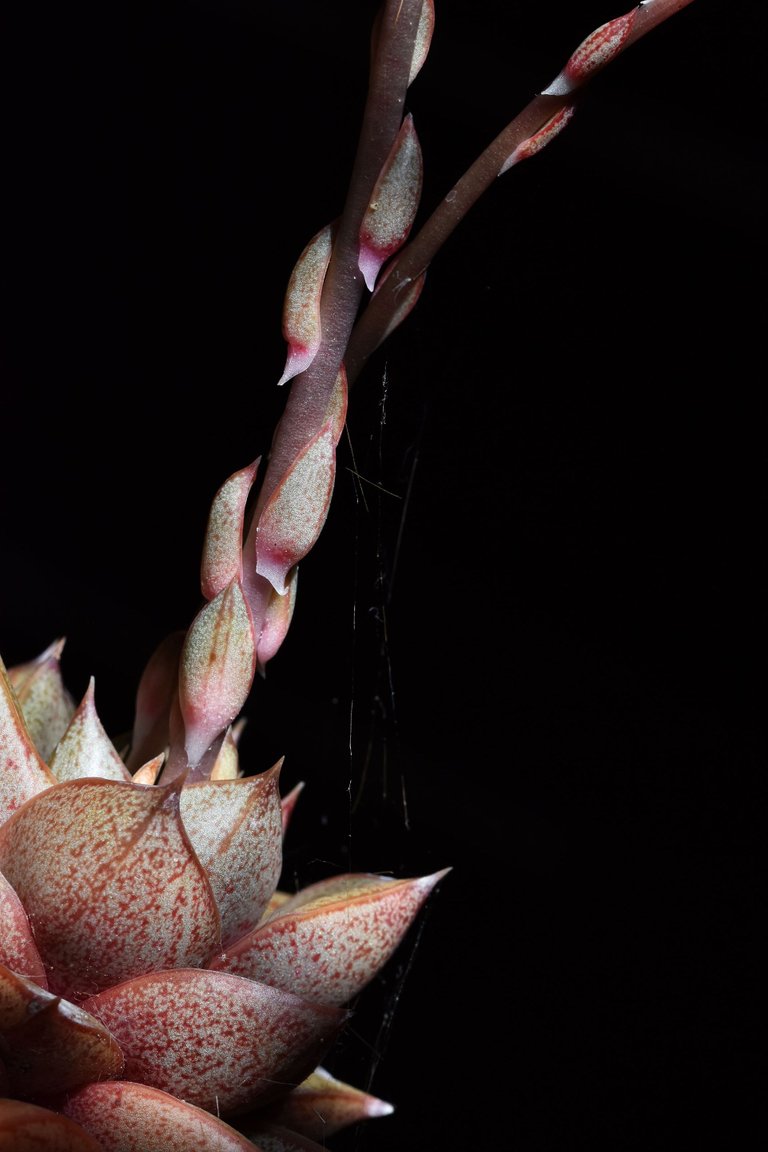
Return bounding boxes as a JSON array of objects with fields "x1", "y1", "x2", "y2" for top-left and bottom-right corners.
[
  {"x1": 7, "y1": 639, "x2": 76, "y2": 763},
  {"x1": 201, "y1": 460, "x2": 260, "y2": 602},
  {"x1": 0, "y1": 778, "x2": 221, "y2": 1003},
  {"x1": 255, "y1": 368, "x2": 348, "y2": 597},
  {"x1": 60, "y1": 1082, "x2": 263, "y2": 1152},
  {"x1": 209, "y1": 869, "x2": 450, "y2": 1006},
  {"x1": 277, "y1": 224, "x2": 334, "y2": 388},
  {"x1": 49, "y1": 679, "x2": 132, "y2": 783},
  {"x1": 125, "y1": 630, "x2": 184, "y2": 774},
  {"x1": 0, "y1": 656, "x2": 57, "y2": 823},
  {"x1": 179, "y1": 578, "x2": 257, "y2": 773},
  {"x1": 82, "y1": 968, "x2": 347, "y2": 1116},
  {"x1": 0, "y1": 964, "x2": 124, "y2": 1096},
  {"x1": 358, "y1": 114, "x2": 423, "y2": 292},
  {"x1": 0, "y1": 1099, "x2": 103, "y2": 1151},
  {"x1": 0, "y1": 870, "x2": 47, "y2": 987},
  {"x1": 179, "y1": 764, "x2": 284, "y2": 946},
  {"x1": 247, "y1": 1066, "x2": 393, "y2": 1140}
]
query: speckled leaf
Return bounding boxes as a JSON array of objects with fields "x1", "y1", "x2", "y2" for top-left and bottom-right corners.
[
  {"x1": 277, "y1": 224, "x2": 333, "y2": 388},
  {"x1": 60, "y1": 1082, "x2": 262, "y2": 1152},
  {"x1": 201, "y1": 459, "x2": 260, "y2": 602},
  {"x1": 0, "y1": 656, "x2": 57, "y2": 823},
  {"x1": 235, "y1": 1124, "x2": 327, "y2": 1152},
  {"x1": 0, "y1": 778, "x2": 221, "y2": 1003},
  {"x1": 82, "y1": 969, "x2": 347, "y2": 1116},
  {"x1": 248, "y1": 1066, "x2": 393, "y2": 1140},
  {"x1": 359, "y1": 114, "x2": 423, "y2": 292},
  {"x1": 0, "y1": 964, "x2": 124, "y2": 1096},
  {"x1": 179, "y1": 578, "x2": 257, "y2": 773},
  {"x1": 48, "y1": 679, "x2": 132, "y2": 783},
  {"x1": 0, "y1": 1099, "x2": 103, "y2": 1151},
  {"x1": 255, "y1": 368, "x2": 348, "y2": 596},
  {"x1": 179, "y1": 764, "x2": 284, "y2": 946},
  {"x1": 0, "y1": 870, "x2": 47, "y2": 987},
  {"x1": 209, "y1": 869, "x2": 450, "y2": 1006},
  {"x1": 7, "y1": 639, "x2": 76, "y2": 763}
]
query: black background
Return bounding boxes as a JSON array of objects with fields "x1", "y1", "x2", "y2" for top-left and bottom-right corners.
[{"x1": 2, "y1": 3, "x2": 764, "y2": 1150}]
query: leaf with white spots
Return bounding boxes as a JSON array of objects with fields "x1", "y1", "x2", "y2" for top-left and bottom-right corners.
[
  {"x1": 208, "y1": 869, "x2": 450, "y2": 1006},
  {"x1": 0, "y1": 656, "x2": 57, "y2": 823},
  {"x1": 180, "y1": 763, "x2": 284, "y2": 947},
  {"x1": 277, "y1": 224, "x2": 334, "y2": 388},
  {"x1": 234, "y1": 1124, "x2": 327, "y2": 1152},
  {"x1": 179, "y1": 578, "x2": 257, "y2": 773},
  {"x1": 49, "y1": 679, "x2": 132, "y2": 783},
  {"x1": 82, "y1": 969, "x2": 347, "y2": 1116},
  {"x1": 359, "y1": 114, "x2": 423, "y2": 292},
  {"x1": 0, "y1": 964, "x2": 124, "y2": 1097},
  {"x1": 201, "y1": 460, "x2": 260, "y2": 602},
  {"x1": 7, "y1": 639, "x2": 76, "y2": 763},
  {"x1": 60, "y1": 1081, "x2": 263, "y2": 1152},
  {"x1": 255, "y1": 368, "x2": 348, "y2": 596},
  {"x1": 0, "y1": 778, "x2": 221, "y2": 1003}
]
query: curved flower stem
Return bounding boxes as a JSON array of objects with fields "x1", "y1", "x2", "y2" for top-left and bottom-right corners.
[
  {"x1": 344, "y1": 0, "x2": 697, "y2": 386},
  {"x1": 249, "y1": 0, "x2": 427, "y2": 522}
]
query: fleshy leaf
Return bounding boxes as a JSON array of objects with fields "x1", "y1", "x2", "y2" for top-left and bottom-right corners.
[
  {"x1": 179, "y1": 763, "x2": 284, "y2": 946},
  {"x1": 48, "y1": 679, "x2": 132, "y2": 783},
  {"x1": 7, "y1": 639, "x2": 76, "y2": 763},
  {"x1": 209, "y1": 720, "x2": 245, "y2": 781},
  {"x1": 542, "y1": 6, "x2": 639, "y2": 95},
  {"x1": 0, "y1": 1099, "x2": 103, "y2": 1151},
  {"x1": 250, "y1": 1066, "x2": 393, "y2": 1140},
  {"x1": 358, "y1": 114, "x2": 423, "y2": 292},
  {"x1": 178, "y1": 577, "x2": 257, "y2": 774},
  {"x1": 235, "y1": 1124, "x2": 327, "y2": 1152},
  {"x1": 60, "y1": 1081, "x2": 261, "y2": 1152},
  {"x1": 0, "y1": 656, "x2": 57, "y2": 823},
  {"x1": 201, "y1": 459, "x2": 260, "y2": 602},
  {"x1": 256, "y1": 567, "x2": 298, "y2": 672},
  {"x1": 277, "y1": 224, "x2": 334, "y2": 388},
  {"x1": 255, "y1": 368, "x2": 348, "y2": 596},
  {"x1": 125, "y1": 630, "x2": 184, "y2": 774},
  {"x1": 82, "y1": 968, "x2": 347, "y2": 1116},
  {"x1": 498, "y1": 105, "x2": 576, "y2": 175},
  {"x1": 0, "y1": 778, "x2": 221, "y2": 1002},
  {"x1": 209, "y1": 869, "x2": 450, "y2": 1006},
  {"x1": 0, "y1": 870, "x2": 47, "y2": 987},
  {"x1": 0, "y1": 964, "x2": 124, "y2": 1097}
]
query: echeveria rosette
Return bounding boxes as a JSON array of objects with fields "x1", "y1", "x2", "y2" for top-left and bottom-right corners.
[{"x1": 0, "y1": 652, "x2": 448, "y2": 1149}]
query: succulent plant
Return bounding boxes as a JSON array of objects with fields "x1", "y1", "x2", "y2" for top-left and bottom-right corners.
[{"x1": 1, "y1": 2, "x2": 727, "y2": 1149}]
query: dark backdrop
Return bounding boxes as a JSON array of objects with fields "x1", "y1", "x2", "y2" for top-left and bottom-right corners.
[{"x1": 2, "y1": 3, "x2": 763, "y2": 1150}]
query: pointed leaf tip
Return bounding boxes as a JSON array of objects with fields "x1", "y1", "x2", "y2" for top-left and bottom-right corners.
[{"x1": 0, "y1": 778, "x2": 221, "y2": 1002}]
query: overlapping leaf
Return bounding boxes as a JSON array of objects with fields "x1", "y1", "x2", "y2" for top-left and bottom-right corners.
[
  {"x1": 0, "y1": 778, "x2": 221, "y2": 1002},
  {"x1": 82, "y1": 969, "x2": 347, "y2": 1115}
]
